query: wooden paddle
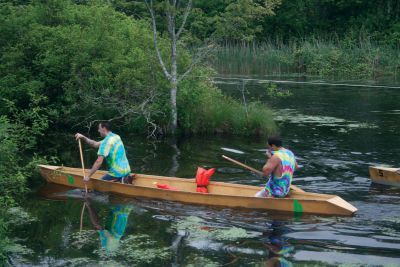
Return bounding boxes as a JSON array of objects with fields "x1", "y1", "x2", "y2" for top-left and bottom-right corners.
[
  {"x1": 222, "y1": 155, "x2": 304, "y2": 193},
  {"x1": 80, "y1": 202, "x2": 86, "y2": 231},
  {"x1": 78, "y1": 139, "x2": 88, "y2": 194}
]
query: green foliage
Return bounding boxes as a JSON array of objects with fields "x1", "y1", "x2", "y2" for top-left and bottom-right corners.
[
  {"x1": 262, "y1": 0, "x2": 400, "y2": 46},
  {"x1": 92, "y1": 234, "x2": 172, "y2": 265},
  {"x1": 0, "y1": 218, "x2": 10, "y2": 263},
  {"x1": 112, "y1": 0, "x2": 400, "y2": 46},
  {"x1": 172, "y1": 216, "x2": 258, "y2": 242},
  {"x1": 213, "y1": 40, "x2": 400, "y2": 80},
  {"x1": 178, "y1": 72, "x2": 276, "y2": 135},
  {"x1": 0, "y1": 117, "x2": 26, "y2": 205},
  {"x1": 265, "y1": 83, "x2": 292, "y2": 98},
  {"x1": 212, "y1": 0, "x2": 281, "y2": 42},
  {"x1": 1, "y1": 0, "x2": 275, "y2": 137}
]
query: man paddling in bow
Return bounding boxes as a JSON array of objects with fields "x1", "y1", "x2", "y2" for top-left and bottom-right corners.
[
  {"x1": 75, "y1": 121, "x2": 133, "y2": 184},
  {"x1": 255, "y1": 135, "x2": 297, "y2": 198}
]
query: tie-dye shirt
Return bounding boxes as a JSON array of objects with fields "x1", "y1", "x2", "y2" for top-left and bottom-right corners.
[
  {"x1": 265, "y1": 148, "x2": 296, "y2": 197},
  {"x1": 98, "y1": 132, "x2": 131, "y2": 177},
  {"x1": 98, "y1": 204, "x2": 132, "y2": 252}
]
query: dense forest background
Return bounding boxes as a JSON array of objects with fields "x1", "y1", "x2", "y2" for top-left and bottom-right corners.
[{"x1": 112, "y1": 0, "x2": 400, "y2": 45}]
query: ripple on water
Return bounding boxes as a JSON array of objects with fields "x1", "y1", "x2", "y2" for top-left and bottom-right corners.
[{"x1": 293, "y1": 250, "x2": 400, "y2": 265}]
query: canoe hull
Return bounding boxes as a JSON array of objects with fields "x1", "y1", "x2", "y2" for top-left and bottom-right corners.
[
  {"x1": 39, "y1": 165, "x2": 357, "y2": 216},
  {"x1": 369, "y1": 166, "x2": 400, "y2": 187}
]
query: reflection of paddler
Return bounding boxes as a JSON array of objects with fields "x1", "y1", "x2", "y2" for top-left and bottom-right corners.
[
  {"x1": 84, "y1": 197, "x2": 132, "y2": 252},
  {"x1": 263, "y1": 221, "x2": 294, "y2": 267}
]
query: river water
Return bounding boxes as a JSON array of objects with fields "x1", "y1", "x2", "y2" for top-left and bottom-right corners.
[{"x1": 10, "y1": 78, "x2": 400, "y2": 266}]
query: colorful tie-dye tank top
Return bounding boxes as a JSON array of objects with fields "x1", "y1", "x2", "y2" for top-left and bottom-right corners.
[{"x1": 265, "y1": 148, "x2": 296, "y2": 197}]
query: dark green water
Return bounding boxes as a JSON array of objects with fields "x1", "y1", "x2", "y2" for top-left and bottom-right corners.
[{"x1": 9, "y1": 80, "x2": 400, "y2": 266}]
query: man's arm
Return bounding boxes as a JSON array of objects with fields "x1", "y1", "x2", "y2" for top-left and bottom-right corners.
[
  {"x1": 262, "y1": 156, "x2": 280, "y2": 177},
  {"x1": 75, "y1": 133, "x2": 101, "y2": 148},
  {"x1": 84, "y1": 156, "x2": 104, "y2": 181}
]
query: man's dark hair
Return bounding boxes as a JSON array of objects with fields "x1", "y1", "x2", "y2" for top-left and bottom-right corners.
[
  {"x1": 99, "y1": 121, "x2": 111, "y2": 131},
  {"x1": 268, "y1": 135, "x2": 282, "y2": 147}
]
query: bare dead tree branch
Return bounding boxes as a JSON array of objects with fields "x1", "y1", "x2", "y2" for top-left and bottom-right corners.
[
  {"x1": 145, "y1": 0, "x2": 172, "y2": 81},
  {"x1": 178, "y1": 43, "x2": 215, "y2": 82},
  {"x1": 176, "y1": 0, "x2": 192, "y2": 38}
]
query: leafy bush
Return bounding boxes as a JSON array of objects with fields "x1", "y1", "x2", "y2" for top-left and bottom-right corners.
[{"x1": 178, "y1": 70, "x2": 276, "y2": 135}]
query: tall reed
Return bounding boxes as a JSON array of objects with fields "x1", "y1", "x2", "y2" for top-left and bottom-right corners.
[{"x1": 212, "y1": 38, "x2": 400, "y2": 81}]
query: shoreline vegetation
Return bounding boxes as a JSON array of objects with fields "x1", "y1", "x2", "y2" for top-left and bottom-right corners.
[{"x1": 212, "y1": 40, "x2": 400, "y2": 81}]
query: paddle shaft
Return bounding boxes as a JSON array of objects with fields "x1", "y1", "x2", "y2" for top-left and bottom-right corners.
[
  {"x1": 80, "y1": 202, "x2": 86, "y2": 231},
  {"x1": 78, "y1": 139, "x2": 88, "y2": 193},
  {"x1": 222, "y1": 155, "x2": 263, "y2": 176},
  {"x1": 222, "y1": 155, "x2": 304, "y2": 193}
]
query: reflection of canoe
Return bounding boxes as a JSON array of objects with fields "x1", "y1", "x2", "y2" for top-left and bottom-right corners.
[
  {"x1": 39, "y1": 165, "x2": 357, "y2": 216},
  {"x1": 369, "y1": 166, "x2": 400, "y2": 187}
]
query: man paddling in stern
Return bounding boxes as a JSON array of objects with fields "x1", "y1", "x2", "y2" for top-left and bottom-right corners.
[
  {"x1": 255, "y1": 135, "x2": 297, "y2": 198},
  {"x1": 75, "y1": 121, "x2": 133, "y2": 184}
]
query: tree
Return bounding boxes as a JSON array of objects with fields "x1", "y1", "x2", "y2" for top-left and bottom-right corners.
[
  {"x1": 213, "y1": 0, "x2": 281, "y2": 42},
  {"x1": 146, "y1": 0, "x2": 193, "y2": 135}
]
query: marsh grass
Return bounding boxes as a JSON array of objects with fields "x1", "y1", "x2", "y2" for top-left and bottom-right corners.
[{"x1": 212, "y1": 39, "x2": 400, "y2": 81}]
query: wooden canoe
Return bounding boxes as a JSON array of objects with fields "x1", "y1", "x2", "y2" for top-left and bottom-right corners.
[
  {"x1": 369, "y1": 166, "x2": 400, "y2": 187},
  {"x1": 39, "y1": 165, "x2": 357, "y2": 216}
]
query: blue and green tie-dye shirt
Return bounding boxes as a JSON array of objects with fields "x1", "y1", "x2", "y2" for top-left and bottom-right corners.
[{"x1": 98, "y1": 132, "x2": 131, "y2": 177}]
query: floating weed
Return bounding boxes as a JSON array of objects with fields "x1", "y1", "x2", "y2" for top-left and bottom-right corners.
[
  {"x1": 4, "y1": 243, "x2": 34, "y2": 256},
  {"x1": 93, "y1": 234, "x2": 172, "y2": 265},
  {"x1": 213, "y1": 227, "x2": 254, "y2": 241},
  {"x1": 61, "y1": 257, "x2": 93, "y2": 267},
  {"x1": 274, "y1": 109, "x2": 377, "y2": 130},
  {"x1": 97, "y1": 260, "x2": 127, "y2": 267},
  {"x1": 70, "y1": 230, "x2": 98, "y2": 249},
  {"x1": 266, "y1": 83, "x2": 293, "y2": 98},
  {"x1": 172, "y1": 216, "x2": 257, "y2": 242},
  {"x1": 7, "y1": 207, "x2": 37, "y2": 226},
  {"x1": 184, "y1": 255, "x2": 221, "y2": 267},
  {"x1": 61, "y1": 258, "x2": 127, "y2": 267}
]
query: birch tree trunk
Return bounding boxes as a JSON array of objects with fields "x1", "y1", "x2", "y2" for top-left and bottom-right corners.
[{"x1": 146, "y1": 0, "x2": 192, "y2": 135}]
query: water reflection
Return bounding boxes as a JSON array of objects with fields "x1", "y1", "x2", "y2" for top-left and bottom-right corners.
[
  {"x1": 84, "y1": 197, "x2": 133, "y2": 252},
  {"x1": 263, "y1": 221, "x2": 294, "y2": 267}
]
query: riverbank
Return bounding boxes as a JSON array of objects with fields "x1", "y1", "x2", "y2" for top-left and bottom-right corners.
[{"x1": 212, "y1": 39, "x2": 400, "y2": 82}]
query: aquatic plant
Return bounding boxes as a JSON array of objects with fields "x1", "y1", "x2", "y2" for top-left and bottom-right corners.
[
  {"x1": 274, "y1": 109, "x2": 378, "y2": 131},
  {"x1": 62, "y1": 257, "x2": 127, "y2": 267},
  {"x1": 172, "y1": 216, "x2": 258, "y2": 242},
  {"x1": 265, "y1": 83, "x2": 293, "y2": 98},
  {"x1": 212, "y1": 40, "x2": 400, "y2": 81},
  {"x1": 184, "y1": 255, "x2": 221, "y2": 267},
  {"x1": 94, "y1": 234, "x2": 172, "y2": 266},
  {"x1": 6, "y1": 207, "x2": 37, "y2": 226},
  {"x1": 178, "y1": 73, "x2": 276, "y2": 136},
  {"x1": 70, "y1": 230, "x2": 98, "y2": 250}
]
